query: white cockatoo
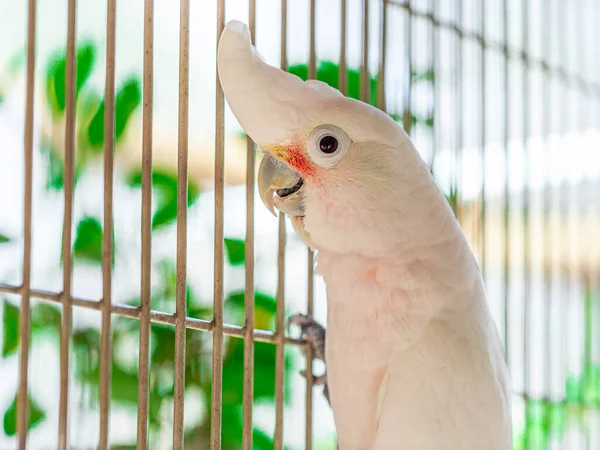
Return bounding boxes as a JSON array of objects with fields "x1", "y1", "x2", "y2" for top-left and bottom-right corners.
[{"x1": 217, "y1": 20, "x2": 512, "y2": 450}]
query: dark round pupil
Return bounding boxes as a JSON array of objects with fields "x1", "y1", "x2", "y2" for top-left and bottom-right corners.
[{"x1": 319, "y1": 136, "x2": 338, "y2": 154}]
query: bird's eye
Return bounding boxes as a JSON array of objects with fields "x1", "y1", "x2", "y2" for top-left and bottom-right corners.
[
  {"x1": 306, "y1": 124, "x2": 352, "y2": 169},
  {"x1": 319, "y1": 136, "x2": 338, "y2": 154}
]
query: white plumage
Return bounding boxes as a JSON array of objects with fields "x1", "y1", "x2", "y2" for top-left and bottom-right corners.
[{"x1": 218, "y1": 20, "x2": 512, "y2": 449}]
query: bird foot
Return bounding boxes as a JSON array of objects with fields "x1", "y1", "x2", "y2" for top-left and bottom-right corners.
[{"x1": 287, "y1": 313, "x2": 330, "y2": 404}]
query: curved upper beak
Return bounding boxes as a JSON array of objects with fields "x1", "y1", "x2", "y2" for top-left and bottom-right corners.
[{"x1": 258, "y1": 154, "x2": 305, "y2": 217}]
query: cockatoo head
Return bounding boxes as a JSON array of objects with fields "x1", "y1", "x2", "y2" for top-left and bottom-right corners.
[{"x1": 218, "y1": 21, "x2": 435, "y2": 255}]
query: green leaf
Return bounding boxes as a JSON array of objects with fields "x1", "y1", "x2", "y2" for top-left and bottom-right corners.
[
  {"x1": 41, "y1": 142, "x2": 65, "y2": 190},
  {"x1": 75, "y1": 42, "x2": 96, "y2": 100},
  {"x1": 126, "y1": 169, "x2": 200, "y2": 230},
  {"x1": 46, "y1": 51, "x2": 67, "y2": 114},
  {"x1": 2, "y1": 300, "x2": 20, "y2": 357},
  {"x1": 31, "y1": 303, "x2": 61, "y2": 334},
  {"x1": 252, "y1": 428, "x2": 275, "y2": 450},
  {"x1": 45, "y1": 42, "x2": 96, "y2": 116},
  {"x1": 222, "y1": 338, "x2": 294, "y2": 405},
  {"x1": 288, "y1": 61, "x2": 378, "y2": 106},
  {"x1": 0, "y1": 233, "x2": 10, "y2": 244},
  {"x1": 115, "y1": 78, "x2": 142, "y2": 141},
  {"x1": 87, "y1": 77, "x2": 142, "y2": 148},
  {"x1": 72, "y1": 217, "x2": 103, "y2": 264},
  {"x1": 226, "y1": 291, "x2": 277, "y2": 330},
  {"x1": 3, "y1": 392, "x2": 46, "y2": 436},
  {"x1": 224, "y1": 238, "x2": 245, "y2": 266}
]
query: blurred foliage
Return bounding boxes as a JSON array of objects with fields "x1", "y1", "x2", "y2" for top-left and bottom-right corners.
[
  {"x1": 42, "y1": 41, "x2": 141, "y2": 191},
  {"x1": 513, "y1": 288, "x2": 600, "y2": 449},
  {"x1": 72, "y1": 216, "x2": 104, "y2": 264},
  {"x1": 288, "y1": 61, "x2": 435, "y2": 134},
  {"x1": 2, "y1": 392, "x2": 45, "y2": 437},
  {"x1": 126, "y1": 168, "x2": 200, "y2": 230},
  {"x1": 0, "y1": 38, "x2": 301, "y2": 447},
  {"x1": 224, "y1": 238, "x2": 246, "y2": 266}
]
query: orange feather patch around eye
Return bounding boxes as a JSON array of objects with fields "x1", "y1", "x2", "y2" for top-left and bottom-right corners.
[{"x1": 270, "y1": 138, "x2": 315, "y2": 177}]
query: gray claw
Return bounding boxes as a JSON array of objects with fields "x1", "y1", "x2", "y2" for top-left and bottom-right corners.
[
  {"x1": 287, "y1": 313, "x2": 326, "y2": 361},
  {"x1": 288, "y1": 313, "x2": 330, "y2": 405}
]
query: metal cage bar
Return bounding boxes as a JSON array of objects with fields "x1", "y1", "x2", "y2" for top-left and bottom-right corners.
[
  {"x1": 3, "y1": 1, "x2": 600, "y2": 448},
  {"x1": 242, "y1": 2, "x2": 257, "y2": 449},
  {"x1": 58, "y1": 0, "x2": 77, "y2": 447},
  {"x1": 16, "y1": 1, "x2": 37, "y2": 449},
  {"x1": 99, "y1": 0, "x2": 116, "y2": 447},
  {"x1": 211, "y1": 0, "x2": 226, "y2": 447},
  {"x1": 276, "y1": 2, "x2": 289, "y2": 439},
  {"x1": 136, "y1": 0, "x2": 155, "y2": 446},
  {"x1": 172, "y1": 0, "x2": 190, "y2": 448}
]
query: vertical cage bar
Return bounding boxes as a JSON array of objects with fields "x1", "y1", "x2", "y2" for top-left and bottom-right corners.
[
  {"x1": 242, "y1": 1, "x2": 256, "y2": 449},
  {"x1": 274, "y1": 216, "x2": 286, "y2": 450},
  {"x1": 479, "y1": 0, "x2": 486, "y2": 274},
  {"x1": 360, "y1": 0, "x2": 369, "y2": 103},
  {"x1": 558, "y1": 0, "x2": 569, "y2": 409},
  {"x1": 428, "y1": 0, "x2": 437, "y2": 171},
  {"x1": 308, "y1": 0, "x2": 316, "y2": 80},
  {"x1": 137, "y1": 0, "x2": 154, "y2": 446},
  {"x1": 377, "y1": 0, "x2": 387, "y2": 112},
  {"x1": 451, "y1": 0, "x2": 463, "y2": 219},
  {"x1": 58, "y1": 0, "x2": 77, "y2": 448},
  {"x1": 172, "y1": 0, "x2": 190, "y2": 448},
  {"x1": 273, "y1": 4, "x2": 288, "y2": 449},
  {"x1": 99, "y1": 0, "x2": 116, "y2": 448},
  {"x1": 542, "y1": 0, "x2": 553, "y2": 435},
  {"x1": 339, "y1": 0, "x2": 347, "y2": 96},
  {"x1": 522, "y1": 0, "x2": 531, "y2": 444},
  {"x1": 211, "y1": 0, "x2": 226, "y2": 446},
  {"x1": 402, "y1": 0, "x2": 412, "y2": 135},
  {"x1": 274, "y1": 4, "x2": 287, "y2": 449},
  {"x1": 501, "y1": 0, "x2": 510, "y2": 365},
  {"x1": 303, "y1": 2, "x2": 317, "y2": 449},
  {"x1": 17, "y1": 1, "x2": 37, "y2": 448}
]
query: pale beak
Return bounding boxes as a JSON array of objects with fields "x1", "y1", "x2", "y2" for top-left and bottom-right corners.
[{"x1": 258, "y1": 154, "x2": 305, "y2": 217}]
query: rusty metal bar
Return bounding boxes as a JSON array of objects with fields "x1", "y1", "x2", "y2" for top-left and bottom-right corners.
[
  {"x1": 0, "y1": 282, "x2": 306, "y2": 345},
  {"x1": 0, "y1": 292, "x2": 303, "y2": 343},
  {"x1": 172, "y1": 0, "x2": 190, "y2": 448},
  {"x1": 137, "y1": 0, "x2": 154, "y2": 446},
  {"x1": 360, "y1": 0, "x2": 369, "y2": 103},
  {"x1": 377, "y1": 0, "x2": 387, "y2": 112},
  {"x1": 16, "y1": 1, "x2": 36, "y2": 448},
  {"x1": 98, "y1": 0, "x2": 116, "y2": 448},
  {"x1": 58, "y1": 0, "x2": 77, "y2": 447},
  {"x1": 211, "y1": 0, "x2": 226, "y2": 446},
  {"x1": 242, "y1": 1, "x2": 256, "y2": 449},
  {"x1": 339, "y1": 0, "x2": 347, "y2": 96}
]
